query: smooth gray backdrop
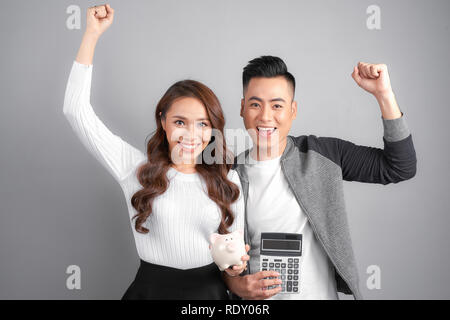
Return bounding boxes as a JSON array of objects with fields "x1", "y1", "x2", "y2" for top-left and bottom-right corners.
[{"x1": 1, "y1": 0, "x2": 449, "y2": 299}]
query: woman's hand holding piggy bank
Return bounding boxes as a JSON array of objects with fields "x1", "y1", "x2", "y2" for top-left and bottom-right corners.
[{"x1": 209, "y1": 230, "x2": 250, "y2": 277}]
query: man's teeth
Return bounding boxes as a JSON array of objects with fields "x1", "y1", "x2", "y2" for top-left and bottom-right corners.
[{"x1": 257, "y1": 127, "x2": 276, "y2": 132}]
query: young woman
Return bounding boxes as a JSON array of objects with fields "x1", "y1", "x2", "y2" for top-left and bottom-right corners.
[{"x1": 63, "y1": 4, "x2": 249, "y2": 299}]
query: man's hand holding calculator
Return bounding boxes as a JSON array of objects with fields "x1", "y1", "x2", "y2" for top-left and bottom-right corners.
[{"x1": 223, "y1": 269, "x2": 282, "y2": 300}]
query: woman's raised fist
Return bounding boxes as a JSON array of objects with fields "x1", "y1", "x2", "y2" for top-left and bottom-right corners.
[{"x1": 85, "y1": 4, "x2": 114, "y2": 37}]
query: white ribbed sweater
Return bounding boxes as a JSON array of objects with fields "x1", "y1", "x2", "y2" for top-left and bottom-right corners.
[{"x1": 63, "y1": 60, "x2": 244, "y2": 269}]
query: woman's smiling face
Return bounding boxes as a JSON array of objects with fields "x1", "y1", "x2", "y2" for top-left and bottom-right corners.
[{"x1": 161, "y1": 96, "x2": 212, "y2": 166}]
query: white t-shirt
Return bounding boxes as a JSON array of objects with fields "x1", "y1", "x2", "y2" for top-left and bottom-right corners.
[
  {"x1": 63, "y1": 60, "x2": 244, "y2": 269},
  {"x1": 245, "y1": 152, "x2": 338, "y2": 299}
]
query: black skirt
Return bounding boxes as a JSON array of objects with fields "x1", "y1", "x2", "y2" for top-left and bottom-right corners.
[{"x1": 121, "y1": 259, "x2": 230, "y2": 300}]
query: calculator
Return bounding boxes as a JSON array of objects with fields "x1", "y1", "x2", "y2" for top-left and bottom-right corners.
[{"x1": 260, "y1": 232, "x2": 302, "y2": 294}]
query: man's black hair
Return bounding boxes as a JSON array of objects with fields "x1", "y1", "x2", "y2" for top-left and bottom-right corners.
[{"x1": 242, "y1": 56, "x2": 296, "y2": 97}]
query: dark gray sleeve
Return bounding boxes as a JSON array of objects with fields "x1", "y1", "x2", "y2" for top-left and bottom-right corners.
[{"x1": 313, "y1": 112, "x2": 417, "y2": 184}]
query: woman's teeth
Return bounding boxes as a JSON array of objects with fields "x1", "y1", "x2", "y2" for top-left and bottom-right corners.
[{"x1": 178, "y1": 142, "x2": 200, "y2": 150}]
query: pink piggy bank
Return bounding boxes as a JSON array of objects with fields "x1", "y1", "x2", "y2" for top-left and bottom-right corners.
[{"x1": 209, "y1": 230, "x2": 246, "y2": 271}]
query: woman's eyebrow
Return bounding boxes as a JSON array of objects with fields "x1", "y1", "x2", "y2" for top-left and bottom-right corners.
[{"x1": 172, "y1": 115, "x2": 210, "y2": 121}]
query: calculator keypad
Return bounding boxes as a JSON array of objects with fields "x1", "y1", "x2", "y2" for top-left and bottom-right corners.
[{"x1": 261, "y1": 257, "x2": 300, "y2": 293}]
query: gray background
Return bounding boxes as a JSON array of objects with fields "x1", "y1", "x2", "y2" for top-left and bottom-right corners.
[{"x1": 0, "y1": 0, "x2": 448, "y2": 299}]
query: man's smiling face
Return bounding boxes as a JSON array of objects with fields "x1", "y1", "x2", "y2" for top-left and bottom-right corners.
[{"x1": 240, "y1": 76, "x2": 297, "y2": 158}]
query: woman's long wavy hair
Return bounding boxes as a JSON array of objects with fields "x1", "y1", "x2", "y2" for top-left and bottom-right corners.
[{"x1": 130, "y1": 80, "x2": 239, "y2": 235}]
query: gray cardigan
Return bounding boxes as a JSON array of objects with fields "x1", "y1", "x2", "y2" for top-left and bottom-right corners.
[{"x1": 231, "y1": 112, "x2": 417, "y2": 300}]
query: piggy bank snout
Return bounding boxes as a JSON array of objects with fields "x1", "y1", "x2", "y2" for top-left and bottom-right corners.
[{"x1": 226, "y1": 243, "x2": 236, "y2": 252}]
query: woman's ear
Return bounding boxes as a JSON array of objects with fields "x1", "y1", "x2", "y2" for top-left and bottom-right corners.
[{"x1": 160, "y1": 112, "x2": 166, "y2": 131}]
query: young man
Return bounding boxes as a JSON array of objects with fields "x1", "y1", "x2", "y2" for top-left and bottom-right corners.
[{"x1": 223, "y1": 56, "x2": 417, "y2": 300}]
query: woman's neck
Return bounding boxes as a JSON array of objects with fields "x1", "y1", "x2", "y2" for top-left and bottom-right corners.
[{"x1": 170, "y1": 163, "x2": 197, "y2": 174}]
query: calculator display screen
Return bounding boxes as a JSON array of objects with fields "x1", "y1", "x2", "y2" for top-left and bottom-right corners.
[{"x1": 262, "y1": 239, "x2": 301, "y2": 252}]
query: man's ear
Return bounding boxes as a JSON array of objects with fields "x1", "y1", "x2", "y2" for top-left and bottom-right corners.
[
  {"x1": 291, "y1": 100, "x2": 298, "y2": 120},
  {"x1": 240, "y1": 98, "x2": 245, "y2": 118}
]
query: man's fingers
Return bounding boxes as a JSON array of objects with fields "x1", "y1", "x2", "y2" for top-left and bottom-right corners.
[
  {"x1": 259, "y1": 284, "x2": 282, "y2": 300},
  {"x1": 359, "y1": 62, "x2": 372, "y2": 79},
  {"x1": 370, "y1": 65, "x2": 379, "y2": 78},
  {"x1": 358, "y1": 62, "x2": 369, "y2": 78},
  {"x1": 241, "y1": 272, "x2": 282, "y2": 300},
  {"x1": 351, "y1": 66, "x2": 357, "y2": 78},
  {"x1": 260, "y1": 278, "x2": 281, "y2": 289},
  {"x1": 256, "y1": 270, "x2": 280, "y2": 280},
  {"x1": 367, "y1": 65, "x2": 377, "y2": 79},
  {"x1": 351, "y1": 66, "x2": 359, "y2": 80},
  {"x1": 262, "y1": 286, "x2": 282, "y2": 298},
  {"x1": 366, "y1": 65, "x2": 375, "y2": 78},
  {"x1": 357, "y1": 62, "x2": 383, "y2": 79}
]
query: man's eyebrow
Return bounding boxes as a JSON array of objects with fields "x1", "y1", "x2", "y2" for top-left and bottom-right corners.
[
  {"x1": 172, "y1": 115, "x2": 210, "y2": 121},
  {"x1": 248, "y1": 96, "x2": 263, "y2": 102},
  {"x1": 270, "y1": 98, "x2": 286, "y2": 103},
  {"x1": 248, "y1": 96, "x2": 286, "y2": 103}
]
